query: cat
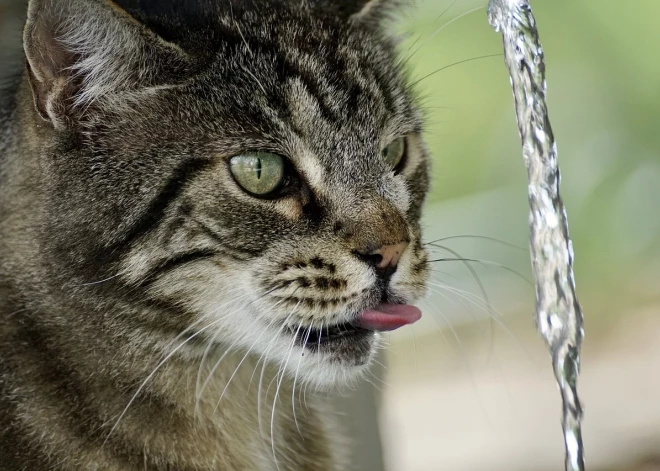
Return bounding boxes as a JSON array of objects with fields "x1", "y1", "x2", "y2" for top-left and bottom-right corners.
[{"x1": 0, "y1": 0, "x2": 430, "y2": 469}]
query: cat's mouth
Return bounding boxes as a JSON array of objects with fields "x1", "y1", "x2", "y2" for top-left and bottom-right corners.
[
  {"x1": 287, "y1": 303, "x2": 422, "y2": 350},
  {"x1": 289, "y1": 322, "x2": 372, "y2": 348}
]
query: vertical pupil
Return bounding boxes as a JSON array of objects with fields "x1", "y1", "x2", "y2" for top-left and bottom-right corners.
[{"x1": 256, "y1": 158, "x2": 262, "y2": 179}]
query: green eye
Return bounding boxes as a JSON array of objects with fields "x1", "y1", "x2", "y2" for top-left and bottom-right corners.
[
  {"x1": 229, "y1": 152, "x2": 285, "y2": 196},
  {"x1": 382, "y1": 137, "x2": 406, "y2": 169}
]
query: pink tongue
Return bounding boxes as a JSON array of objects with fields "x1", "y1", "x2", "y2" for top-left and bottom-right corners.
[{"x1": 353, "y1": 304, "x2": 422, "y2": 332}]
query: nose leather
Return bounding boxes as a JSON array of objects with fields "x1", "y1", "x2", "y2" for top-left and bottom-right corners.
[{"x1": 370, "y1": 241, "x2": 409, "y2": 269}]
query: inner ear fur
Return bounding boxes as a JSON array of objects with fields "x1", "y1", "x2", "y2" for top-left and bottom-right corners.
[
  {"x1": 23, "y1": 0, "x2": 189, "y2": 129},
  {"x1": 311, "y1": 0, "x2": 405, "y2": 26},
  {"x1": 349, "y1": 0, "x2": 406, "y2": 24}
]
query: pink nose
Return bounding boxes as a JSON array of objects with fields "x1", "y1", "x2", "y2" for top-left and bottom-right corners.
[{"x1": 369, "y1": 241, "x2": 409, "y2": 269}]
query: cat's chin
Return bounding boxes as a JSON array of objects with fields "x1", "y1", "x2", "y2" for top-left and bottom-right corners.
[
  {"x1": 288, "y1": 322, "x2": 375, "y2": 357},
  {"x1": 277, "y1": 326, "x2": 381, "y2": 389}
]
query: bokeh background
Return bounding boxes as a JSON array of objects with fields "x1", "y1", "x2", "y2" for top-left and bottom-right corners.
[{"x1": 1, "y1": 1, "x2": 659, "y2": 470}]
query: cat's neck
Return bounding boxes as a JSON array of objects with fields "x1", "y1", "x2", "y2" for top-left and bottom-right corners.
[
  {"x1": 118, "y1": 348, "x2": 341, "y2": 470},
  {"x1": 152, "y1": 350, "x2": 344, "y2": 470}
]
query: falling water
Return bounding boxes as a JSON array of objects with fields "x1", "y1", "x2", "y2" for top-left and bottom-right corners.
[{"x1": 486, "y1": 1, "x2": 586, "y2": 470}]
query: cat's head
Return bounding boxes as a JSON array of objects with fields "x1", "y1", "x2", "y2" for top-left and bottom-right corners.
[{"x1": 22, "y1": 0, "x2": 429, "y2": 388}]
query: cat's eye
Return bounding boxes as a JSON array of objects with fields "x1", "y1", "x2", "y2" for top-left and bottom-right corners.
[
  {"x1": 382, "y1": 137, "x2": 406, "y2": 169},
  {"x1": 229, "y1": 152, "x2": 285, "y2": 196}
]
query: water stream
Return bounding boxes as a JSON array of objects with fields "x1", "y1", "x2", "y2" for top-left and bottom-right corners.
[{"x1": 486, "y1": 1, "x2": 586, "y2": 470}]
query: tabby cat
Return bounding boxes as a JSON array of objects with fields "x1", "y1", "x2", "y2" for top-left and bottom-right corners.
[{"x1": 0, "y1": 0, "x2": 430, "y2": 469}]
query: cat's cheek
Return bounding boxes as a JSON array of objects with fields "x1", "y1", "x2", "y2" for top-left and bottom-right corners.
[
  {"x1": 388, "y1": 239, "x2": 429, "y2": 302},
  {"x1": 273, "y1": 198, "x2": 304, "y2": 221}
]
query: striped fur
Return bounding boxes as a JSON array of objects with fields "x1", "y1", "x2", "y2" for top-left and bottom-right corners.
[{"x1": 0, "y1": 0, "x2": 430, "y2": 469}]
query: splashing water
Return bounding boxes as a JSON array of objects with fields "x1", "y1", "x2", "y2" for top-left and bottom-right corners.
[{"x1": 486, "y1": 1, "x2": 586, "y2": 470}]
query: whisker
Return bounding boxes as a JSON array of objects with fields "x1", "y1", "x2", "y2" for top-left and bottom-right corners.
[
  {"x1": 427, "y1": 281, "x2": 500, "y2": 315},
  {"x1": 6, "y1": 308, "x2": 27, "y2": 318},
  {"x1": 103, "y1": 316, "x2": 225, "y2": 445},
  {"x1": 371, "y1": 358, "x2": 388, "y2": 372},
  {"x1": 229, "y1": 1, "x2": 268, "y2": 96},
  {"x1": 423, "y1": 105, "x2": 456, "y2": 111},
  {"x1": 428, "y1": 254, "x2": 533, "y2": 286},
  {"x1": 254, "y1": 308, "x2": 300, "y2": 391},
  {"x1": 77, "y1": 273, "x2": 122, "y2": 286},
  {"x1": 411, "y1": 54, "x2": 502, "y2": 87},
  {"x1": 364, "y1": 367, "x2": 390, "y2": 390},
  {"x1": 257, "y1": 353, "x2": 269, "y2": 442},
  {"x1": 195, "y1": 283, "x2": 298, "y2": 410},
  {"x1": 256, "y1": 303, "x2": 301, "y2": 448},
  {"x1": 421, "y1": 298, "x2": 501, "y2": 432},
  {"x1": 401, "y1": 5, "x2": 485, "y2": 69},
  {"x1": 411, "y1": 325, "x2": 419, "y2": 374},
  {"x1": 395, "y1": 33, "x2": 422, "y2": 68},
  {"x1": 395, "y1": 0, "x2": 459, "y2": 68},
  {"x1": 304, "y1": 318, "x2": 325, "y2": 414},
  {"x1": 426, "y1": 283, "x2": 533, "y2": 363},
  {"x1": 426, "y1": 283, "x2": 499, "y2": 354},
  {"x1": 427, "y1": 243, "x2": 498, "y2": 361},
  {"x1": 196, "y1": 314, "x2": 266, "y2": 415},
  {"x1": 428, "y1": 266, "x2": 457, "y2": 279},
  {"x1": 269, "y1": 323, "x2": 301, "y2": 471},
  {"x1": 425, "y1": 234, "x2": 526, "y2": 251},
  {"x1": 194, "y1": 291, "x2": 259, "y2": 412},
  {"x1": 155, "y1": 286, "x2": 246, "y2": 356},
  {"x1": 426, "y1": 282, "x2": 512, "y2": 362},
  {"x1": 426, "y1": 282, "x2": 491, "y2": 339},
  {"x1": 363, "y1": 376, "x2": 384, "y2": 394},
  {"x1": 211, "y1": 337, "x2": 263, "y2": 416},
  {"x1": 292, "y1": 322, "x2": 312, "y2": 437},
  {"x1": 428, "y1": 241, "x2": 531, "y2": 284},
  {"x1": 211, "y1": 300, "x2": 297, "y2": 408},
  {"x1": 247, "y1": 290, "x2": 302, "y2": 390}
]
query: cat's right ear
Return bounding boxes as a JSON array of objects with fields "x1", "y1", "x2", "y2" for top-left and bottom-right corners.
[
  {"x1": 313, "y1": 0, "x2": 406, "y2": 29},
  {"x1": 23, "y1": 0, "x2": 189, "y2": 130}
]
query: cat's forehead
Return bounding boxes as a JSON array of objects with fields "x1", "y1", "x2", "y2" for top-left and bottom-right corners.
[
  {"x1": 114, "y1": 0, "x2": 421, "y2": 138},
  {"x1": 105, "y1": 0, "x2": 423, "y2": 186},
  {"x1": 170, "y1": 17, "x2": 421, "y2": 172}
]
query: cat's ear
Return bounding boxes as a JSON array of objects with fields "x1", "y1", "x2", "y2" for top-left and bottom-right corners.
[
  {"x1": 23, "y1": 0, "x2": 189, "y2": 129},
  {"x1": 321, "y1": 0, "x2": 406, "y2": 28}
]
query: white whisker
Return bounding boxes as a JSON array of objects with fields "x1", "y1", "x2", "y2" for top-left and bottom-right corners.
[
  {"x1": 403, "y1": 6, "x2": 485, "y2": 68},
  {"x1": 104, "y1": 316, "x2": 225, "y2": 444},
  {"x1": 269, "y1": 322, "x2": 301, "y2": 471},
  {"x1": 291, "y1": 322, "x2": 313, "y2": 437}
]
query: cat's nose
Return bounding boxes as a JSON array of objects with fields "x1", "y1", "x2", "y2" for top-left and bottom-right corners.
[{"x1": 355, "y1": 241, "x2": 409, "y2": 277}]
